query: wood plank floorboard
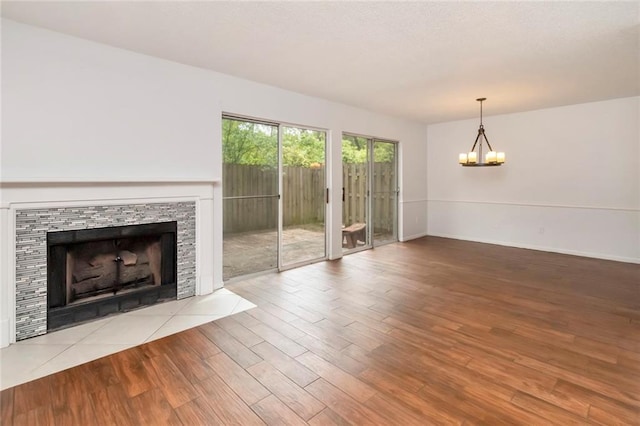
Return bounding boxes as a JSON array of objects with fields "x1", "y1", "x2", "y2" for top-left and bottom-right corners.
[{"x1": 1, "y1": 236, "x2": 639, "y2": 424}]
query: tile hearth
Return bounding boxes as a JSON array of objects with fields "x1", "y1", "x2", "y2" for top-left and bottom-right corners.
[{"x1": 0, "y1": 288, "x2": 256, "y2": 390}]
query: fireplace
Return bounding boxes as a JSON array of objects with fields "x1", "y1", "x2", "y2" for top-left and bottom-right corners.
[{"x1": 47, "y1": 222, "x2": 178, "y2": 330}]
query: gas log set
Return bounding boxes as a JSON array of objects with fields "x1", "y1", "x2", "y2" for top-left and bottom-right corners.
[
  {"x1": 67, "y1": 238, "x2": 161, "y2": 302},
  {"x1": 47, "y1": 222, "x2": 177, "y2": 330}
]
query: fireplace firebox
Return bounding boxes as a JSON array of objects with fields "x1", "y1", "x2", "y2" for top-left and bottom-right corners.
[{"x1": 47, "y1": 222, "x2": 178, "y2": 330}]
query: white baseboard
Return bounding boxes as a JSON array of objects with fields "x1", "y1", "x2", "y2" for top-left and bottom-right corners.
[
  {"x1": 427, "y1": 232, "x2": 640, "y2": 264},
  {"x1": 400, "y1": 231, "x2": 429, "y2": 242},
  {"x1": 0, "y1": 319, "x2": 10, "y2": 348}
]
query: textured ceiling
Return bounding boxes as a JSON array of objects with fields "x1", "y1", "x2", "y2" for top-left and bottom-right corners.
[{"x1": 1, "y1": 1, "x2": 639, "y2": 123}]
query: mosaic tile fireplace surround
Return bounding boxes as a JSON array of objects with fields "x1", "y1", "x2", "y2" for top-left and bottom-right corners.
[{"x1": 14, "y1": 201, "x2": 196, "y2": 341}]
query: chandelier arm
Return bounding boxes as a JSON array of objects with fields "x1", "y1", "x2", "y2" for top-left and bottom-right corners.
[
  {"x1": 469, "y1": 131, "x2": 482, "y2": 152},
  {"x1": 483, "y1": 133, "x2": 494, "y2": 152}
]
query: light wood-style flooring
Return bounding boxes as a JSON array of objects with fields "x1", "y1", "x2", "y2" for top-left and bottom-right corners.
[{"x1": 2, "y1": 236, "x2": 639, "y2": 425}]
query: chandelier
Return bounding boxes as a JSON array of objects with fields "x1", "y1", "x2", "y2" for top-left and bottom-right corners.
[{"x1": 459, "y1": 98, "x2": 505, "y2": 167}]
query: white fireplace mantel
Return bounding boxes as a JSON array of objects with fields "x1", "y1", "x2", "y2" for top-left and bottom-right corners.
[
  {"x1": 0, "y1": 177, "x2": 220, "y2": 184},
  {"x1": 0, "y1": 179, "x2": 223, "y2": 347}
]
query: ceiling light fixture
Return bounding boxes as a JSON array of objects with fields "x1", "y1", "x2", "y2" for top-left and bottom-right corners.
[{"x1": 459, "y1": 98, "x2": 505, "y2": 167}]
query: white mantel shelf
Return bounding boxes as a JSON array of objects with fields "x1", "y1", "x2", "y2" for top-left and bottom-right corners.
[
  {"x1": 0, "y1": 178, "x2": 222, "y2": 347},
  {"x1": 0, "y1": 177, "x2": 220, "y2": 184}
]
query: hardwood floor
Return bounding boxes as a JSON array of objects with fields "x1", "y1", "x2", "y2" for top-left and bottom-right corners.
[{"x1": 2, "y1": 236, "x2": 639, "y2": 425}]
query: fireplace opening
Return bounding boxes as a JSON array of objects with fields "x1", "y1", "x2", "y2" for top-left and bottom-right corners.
[{"x1": 47, "y1": 222, "x2": 177, "y2": 331}]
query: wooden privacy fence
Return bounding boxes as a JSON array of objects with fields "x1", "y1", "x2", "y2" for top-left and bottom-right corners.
[
  {"x1": 223, "y1": 164, "x2": 278, "y2": 234},
  {"x1": 342, "y1": 162, "x2": 396, "y2": 233},
  {"x1": 223, "y1": 163, "x2": 395, "y2": 234}
]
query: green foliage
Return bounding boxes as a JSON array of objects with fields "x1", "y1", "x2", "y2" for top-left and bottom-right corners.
[
  {"x1": 342, "y1": 135, "x2": 395, "y2": 164},
  {"x1": 222, "y1": 119, "x2": 277, "y2": 167},
  {"x1": 282, "y1": 127, "x2": 325, "y2": 167},
  {"x1": 341, "y1": 135, "x2": 368, "y2": 164},
  {"x1": 223, "y1": 119, "x2": 326, "y2": 167},
  {"x1": 222, "y1": 118, "x2": 396, "y2": 167},
  {"x1": 374, "y1": 141, "x2": 395, "y2": 163}
]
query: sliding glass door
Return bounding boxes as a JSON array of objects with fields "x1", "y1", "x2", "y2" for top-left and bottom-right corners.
[
  {"x1": 222, "y1": 118, "x2": 279, "y2": 280},
  {"x1": 342, "y1": 135, "x2": 371, "y2": 251},
  {"x1": 281, "y1": 126, "x2": 326, "y2": 268},
  {"x1": 372, "y1": 140, "x2": 398, "y2": 245},
  {"x1": 222, "y1": 116, "x2": 327, "y2": 280},
  {"x1": 342, "y1": 134, "x2": 398, "y2": 253}
]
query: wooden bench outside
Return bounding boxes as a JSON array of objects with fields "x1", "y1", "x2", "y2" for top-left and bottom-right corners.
[{"x1": 342, "y1": 223, "x2": 366, "y2": 249}]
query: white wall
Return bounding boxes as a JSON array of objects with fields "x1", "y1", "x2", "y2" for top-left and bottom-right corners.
[
  {"x1": 1, "y1": 19, "x2": 428, "y2": 245},
  {"x1": 427, "y1": 97, "x2": 640, "y2": 263},
  {"x1": 0, "y1": 20, "x2": 428, "y2": 345}
]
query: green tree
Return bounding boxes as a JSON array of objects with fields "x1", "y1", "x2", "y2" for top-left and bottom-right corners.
[
  {"x1": 342, "y1": 135, "x2": 368, "y2": 164},
  {"x1": 283, "y1": 127, "x2": 325, "y2": 167},
  {"x1": 223, "y1": 118, "x2": 394, "y2": 167},
  {"x1": 342, "y1": 135, "x2": 395, "y2": 164},
  {"x1": 374, "y1": 142, "x2": 395, "y2": 163},
  {"x1": 222, "y1": 119, "x2": 277, "y2": 167}
]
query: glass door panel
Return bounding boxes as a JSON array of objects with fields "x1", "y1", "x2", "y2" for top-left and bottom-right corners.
[
  {"x1": 280, "y1": 126, "x2": 326, "y2": 267},
  {"x1": 342, "y1": 135, "x2": 370, "y2": 253},
  {"x1": 222, "y1": 117, "x2": 279, "y2": 280},
  {"x1": 372, "y1": 140, "x2": 398, "y2": 245}
]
